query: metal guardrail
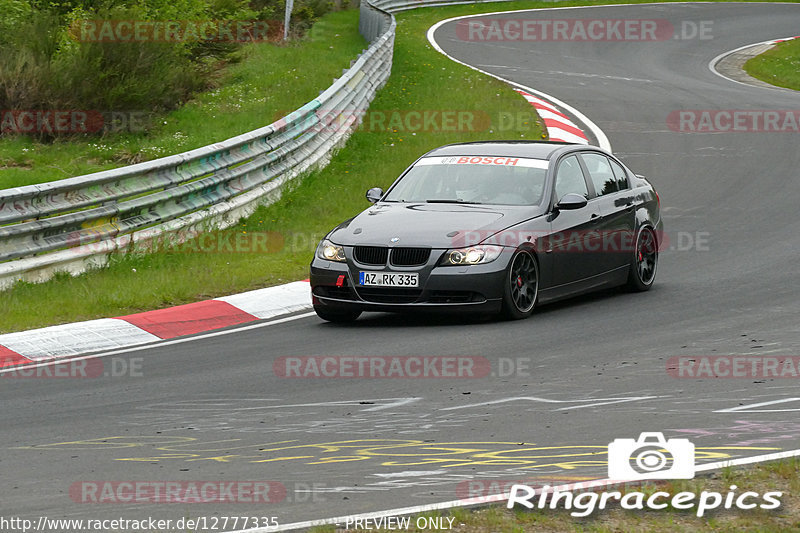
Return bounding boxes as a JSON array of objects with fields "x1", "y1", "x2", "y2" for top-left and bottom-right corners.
[{"x1": 0, "y1": 0, "x2": 523, "y2": 289}]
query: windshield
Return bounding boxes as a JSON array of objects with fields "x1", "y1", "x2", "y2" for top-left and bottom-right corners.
[{"x1": 383, "y1": 155, "x2": 549, "y2": 206}]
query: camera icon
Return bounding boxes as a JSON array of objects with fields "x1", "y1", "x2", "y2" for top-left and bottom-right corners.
[{"x1": 608, "y1": 432, "x2": 695, "y2": 480}]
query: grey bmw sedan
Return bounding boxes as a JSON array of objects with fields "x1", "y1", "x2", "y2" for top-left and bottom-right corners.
[{"x1": 310, "y1": 141, "x2": 662, "y2": 322}]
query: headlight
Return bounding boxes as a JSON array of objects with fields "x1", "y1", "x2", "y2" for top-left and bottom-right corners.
[
  {"x1": 440, "y1": 245, "x2": 503, "y2": 266},
  {"x1": 316, "y1": 240, "x2": 346, "y2": 262}
]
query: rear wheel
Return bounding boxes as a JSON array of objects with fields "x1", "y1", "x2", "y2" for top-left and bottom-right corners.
[
  {"x1": 626, "y1": 226, "x2": 658, "y2": 291},
  {"x1": 501, "y1": 249, "x2": 539, "y2": 320},
  {"x1": 314, "y1": 305, "x2": 362, "y2": 323}
]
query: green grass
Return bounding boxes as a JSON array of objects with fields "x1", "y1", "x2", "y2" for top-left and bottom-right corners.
[
  {"x1": 3, "y1": 0, "x2": 799, "y2": 332},
  {"x1": 0, "y1": 9, "x2": 366, "y2": 189},
  {"x1": 336, "y1": 458, "x2": 800, "y2": 532},
  {"x1": 744, "y1": 38, "x2": 800, "y2": 91}
]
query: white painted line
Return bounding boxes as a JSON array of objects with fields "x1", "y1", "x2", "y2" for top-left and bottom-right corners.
[
  {"x1": 556, "y1": 397, "x2": 660, "y2": 411},
  {"x1": 440, "y1": 395, "x2": 662, "y2": 410},
  {"x1": 238, "y1": 447, "x2": 800, "y2": 532},
  {"x1": 228, "y1": 498, "x2": 500, "y2": 533},
  {"x1": 694, "y1": 448, "x2": 800, "y2": 472},
  {"x1": 0, "y1": 318, "x2": 160, "y2": 360},
  {"x1": 373, "y1": 470, "x2": 448, "y2": 478},
  {"x1": 0, "y1": 311, "x2": 316, "y2": 376},
  {"x1": 708, "y1": 36, "x2": 800, "y2": 89},
  {"x1": 714, "y1": 398, "x2": 800, "y2": 413}
]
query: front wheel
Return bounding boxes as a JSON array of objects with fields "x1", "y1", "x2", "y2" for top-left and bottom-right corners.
[
  {"x1": 501, "y1": 249, "x2": 539, "y2": 320},
  {"x1": 314, "y1": 305, "x2": 362, "y2": 323},
  {"x1": 626, "y1": 226, "x2": 658, "y2": 291}
]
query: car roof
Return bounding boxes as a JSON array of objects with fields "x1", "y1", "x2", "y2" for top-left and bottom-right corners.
[{"x1": 423, "y1": 141, "x2": 583, "y2": 160}]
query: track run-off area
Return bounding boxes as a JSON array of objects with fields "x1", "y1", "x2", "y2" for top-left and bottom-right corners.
[{"x1": 2, "y1": 2, "x2": 800, "y2": 531}]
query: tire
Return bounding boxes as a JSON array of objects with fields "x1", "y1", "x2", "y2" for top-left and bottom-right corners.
[
  {"x1": 626, "y1": 226, "x2": 658, "y2": 292},
  {"x1": 314, "y1": 305, "x2": 362, "y2": 323},
  {"x1": 501, "y1": 249, "x2": 539, "y2": 320}
]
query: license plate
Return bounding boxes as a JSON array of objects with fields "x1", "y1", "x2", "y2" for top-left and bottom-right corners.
[{"x1": 359, "y1": 272, "x2": 419, "y2": 287}]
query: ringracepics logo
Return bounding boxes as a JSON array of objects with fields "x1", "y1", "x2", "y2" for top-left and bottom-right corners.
[
  {"x1": 507, "y1": 432, "x2": 783, "y2": 517},
  {"x1": 607, "y1": 432, "x2": 694, "y2": 480},
  {"x1": 507, "y1": 481, "x2": 783, "y2": 518},
  {"x1": 456, "y1": 18, "x2": 713, "y2": 42}
]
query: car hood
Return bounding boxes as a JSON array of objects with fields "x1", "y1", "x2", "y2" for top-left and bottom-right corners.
[{"x1": 328, "y1": 202, "x2": 543, "y2": 248}]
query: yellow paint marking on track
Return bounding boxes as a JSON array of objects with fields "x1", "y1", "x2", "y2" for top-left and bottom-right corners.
[
  {"x1": 249, "y1": 456, "x2": 316, "y2": 463},
  {"x1": 16, "y1": 435, "x2": 783, "y2": 471},
  {"x1": 13, "y1": 435, "x2": 195, "y2": 450}
]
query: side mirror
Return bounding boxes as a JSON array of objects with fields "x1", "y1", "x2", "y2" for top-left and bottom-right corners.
[
  {"x1": 556, "y1": 193, "x2": 588, "y2": 210},
  {"x1": 366, "y1": 187, "x2": 383, "y2": 204}
]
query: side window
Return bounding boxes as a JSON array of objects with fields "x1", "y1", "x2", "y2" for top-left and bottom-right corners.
[
  {"x1": 554, "y1": 155, "x2": 589, "y2": 201},
  {"x1": 609, "y1": 158, "x2": 630, "y2": 191},
  {"x1": 581, "y1": 153, "x2": 618, "y2": 197}
]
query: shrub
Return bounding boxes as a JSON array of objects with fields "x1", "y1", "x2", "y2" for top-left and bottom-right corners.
[{"x1": 0, "y1": 0, "x2": 350, "y2": 140}]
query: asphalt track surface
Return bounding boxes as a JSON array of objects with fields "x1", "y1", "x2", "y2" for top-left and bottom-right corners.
[{"x1": 2, "y1": 3, "x2": 800, "y2": 530}]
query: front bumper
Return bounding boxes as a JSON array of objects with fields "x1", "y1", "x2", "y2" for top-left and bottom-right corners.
[{"x1": 310, "y1": 248, "x2": 512, "y2": 315}]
